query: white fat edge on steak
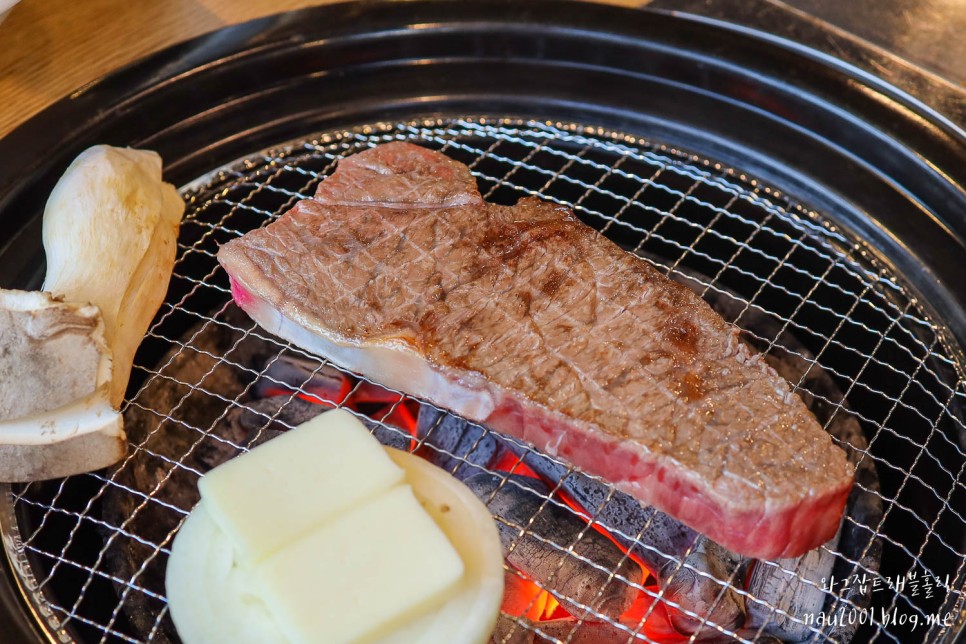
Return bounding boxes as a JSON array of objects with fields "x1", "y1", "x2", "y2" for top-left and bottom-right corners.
[{"x1": 233, "y1": 276, "x2": 497, "y2": 421}]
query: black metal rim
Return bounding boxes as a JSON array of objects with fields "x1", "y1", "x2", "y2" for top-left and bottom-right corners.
[
  {"x1": 0, "y1": 1, "x2": 965, "y2": 641},
  {"x1": 0, "y1": 1, "x2": 963, "y2": 330}
]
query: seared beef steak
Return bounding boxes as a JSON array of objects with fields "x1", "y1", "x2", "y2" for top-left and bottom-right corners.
[{"x1": 217, "y1": 142, "x2": 853, "y2": 559}]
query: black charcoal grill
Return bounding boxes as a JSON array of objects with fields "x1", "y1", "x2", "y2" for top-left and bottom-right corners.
[{"x1": 0, "y1": 2, "x2": 964, "y2": 643}]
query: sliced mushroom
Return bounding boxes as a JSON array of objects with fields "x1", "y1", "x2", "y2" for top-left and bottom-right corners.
[
  {"x1": 0, "y1": 290, "x2": 124, "y2": 481},
  {"x1": 0, "y1": 290, "x2": 106, "y2": 420}
]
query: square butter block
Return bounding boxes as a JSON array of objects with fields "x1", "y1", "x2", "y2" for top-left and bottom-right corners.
[
  {"x1": 255, "y1": 483, "x2": 465, "y2": 644},
  {"x1": 198, "y1": 408, "x2": 404, "y2": 561}
]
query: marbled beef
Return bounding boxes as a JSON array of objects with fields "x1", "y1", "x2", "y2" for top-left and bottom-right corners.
[{"x1": 217, "y1": 142, "x2": 853, "y2": 559}]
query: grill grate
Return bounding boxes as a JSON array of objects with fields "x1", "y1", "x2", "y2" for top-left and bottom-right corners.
[{"x1": 3, "y1": 117, "x2": 965, "y2": 643}]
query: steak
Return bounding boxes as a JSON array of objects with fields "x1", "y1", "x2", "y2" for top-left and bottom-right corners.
[{"x1": 217, "y1": 142, "x2": 854, "y2": 559}]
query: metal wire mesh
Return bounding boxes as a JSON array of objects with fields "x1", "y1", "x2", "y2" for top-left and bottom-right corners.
[{"x1": 2, "y1": 117, "x2": 964, "y2": 643}]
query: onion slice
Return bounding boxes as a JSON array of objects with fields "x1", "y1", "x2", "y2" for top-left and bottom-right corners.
[{"x1": 167, "y1": 446, "x2": 504, "y2": 644}]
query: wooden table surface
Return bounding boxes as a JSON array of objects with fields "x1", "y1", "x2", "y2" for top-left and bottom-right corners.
[{"x1": 0, "y1": 0, "x2": 641, "y2": 140}]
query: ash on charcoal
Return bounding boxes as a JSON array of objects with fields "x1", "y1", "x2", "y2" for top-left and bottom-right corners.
[{"x1": 104, "y1": 307, "x2": 268, "y2": 642}]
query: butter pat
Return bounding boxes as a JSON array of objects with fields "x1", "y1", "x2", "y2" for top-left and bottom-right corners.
[
  {"x1": 168, "y1": 409, "x2": 503, "y2": 644},
  {"x1": 199, "y1": 408, "x2": 404, "y2": 560},
  {"x1": 256, "y1": 484, "x2": 465, "y2": 644}
]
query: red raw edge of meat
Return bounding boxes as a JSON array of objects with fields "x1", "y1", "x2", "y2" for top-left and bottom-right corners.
[
  {"x1": 488, "y1": 395, "x2": 851, "y2": 560},
  {"x1": 229, "y1": 276, "x2": 255, "y2": 308},
  {"x1": 226, "y1": 275, "x2": 847, "y2": 560}
]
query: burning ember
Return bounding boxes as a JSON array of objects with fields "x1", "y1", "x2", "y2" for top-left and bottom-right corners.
[
  {"x1": 248, "y1": 357, "x2": 681, "y2": 640},
  {"x1": 246, "y1": 354, "x2": 421, "y2": 448},
  {"x1": 497, "y1": 567, "x2": 690, "y2": 643},
  {"x1": 246, "y1": 356, "x2": 739, "y2": 642},
  {"x1": 484, "y1": 450, "x2": 690, "y2": 643}
]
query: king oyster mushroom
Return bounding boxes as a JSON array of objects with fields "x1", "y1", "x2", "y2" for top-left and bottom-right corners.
[
  {"x1": 0, "y1": 145, "x2": 184, "y2": 481},
  {"x1": 42, "y1": 145, "x2": 185, "y2": 408}
]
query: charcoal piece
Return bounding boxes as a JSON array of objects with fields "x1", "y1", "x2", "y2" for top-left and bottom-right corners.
[
  {"x1": 105, "y1": 308, "x2": 260, "y2": 643},
  {"x1": 248, "y1": 428, "x2": 286, "y2": 448},
  {"x1": 250, "y1": 353, "x2": 412, "y2": 449},
  {"x1": 665, "y1": 538, "x2": 745, "y2": 636},
  {"x1": 253, "y1": 354, "x2": 347, "y2": 403},
  {"x1": 364, "y1": 417, "x2": 415, "y2": 451},
  {"x1": 745, "y1": 530, "x2": 839, "y2": 642},
  {"x1": 497, "y1": 570, "x2": 695, "y2": 643},
  {"x1": 464, "y1": 472, "x2": 642, "y2": 620},
  {"x1": 416, "y1": 406, "x2": 501, "y2": 479},
  {"x1": 514, "y1": 447, "x2": 744, "y2": 635},
  {"x1": 228, "y1": 395, "x2": 324, "y2": 437},
  {"x1": 491, "y1": 615, "x2": 644, "y2": 644}
]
